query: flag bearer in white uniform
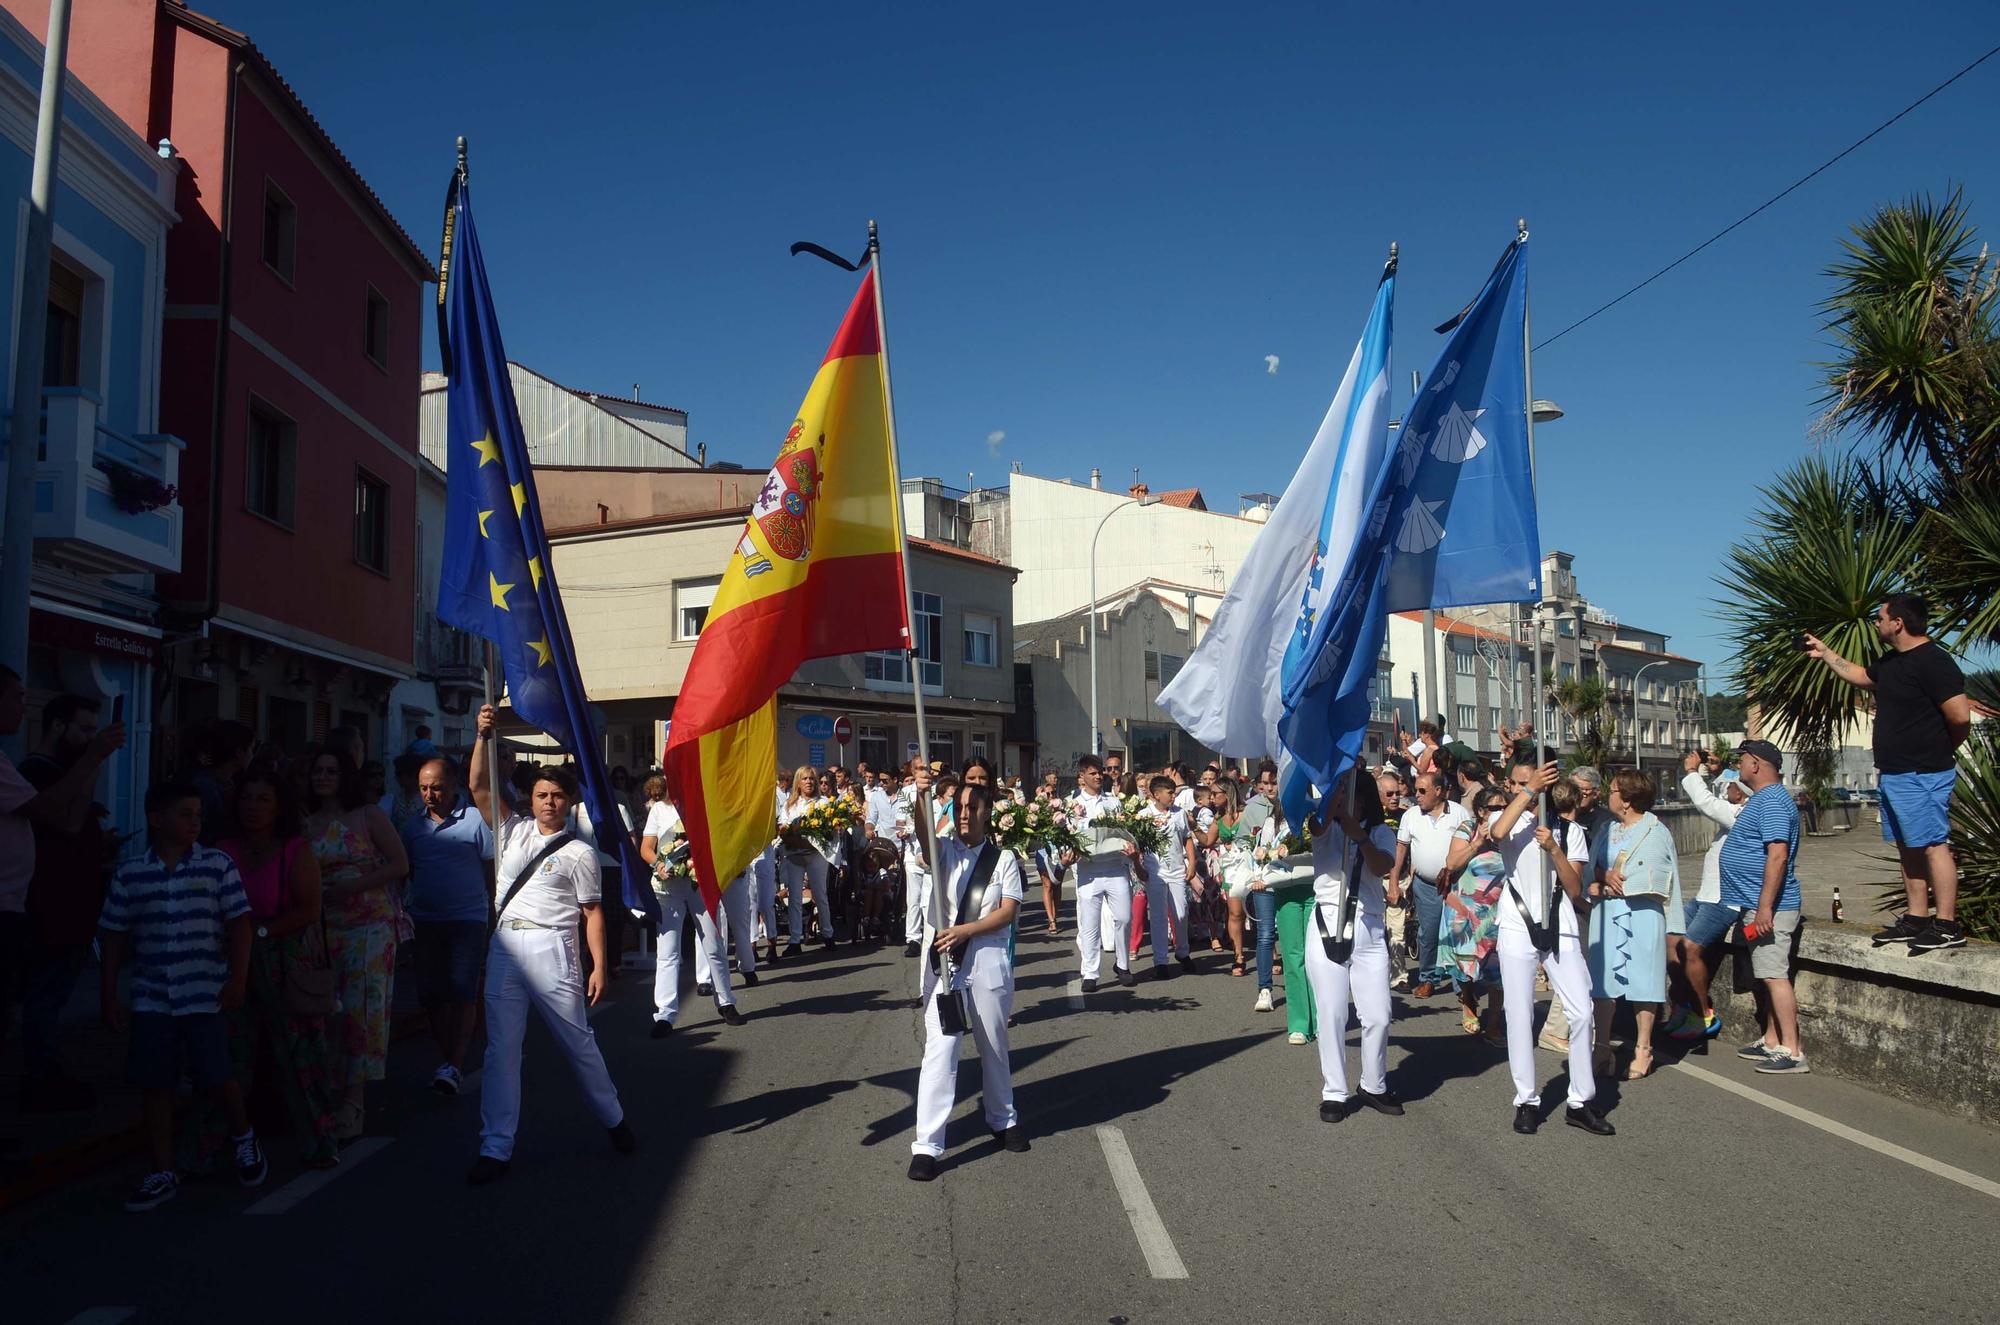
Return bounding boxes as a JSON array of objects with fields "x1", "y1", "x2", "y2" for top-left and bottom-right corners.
[
  {"x1": 1140, "y1": 774, "x2": 1193, "y2": 978},
  {"x1": 896, "y1": 758, "x2": 936, "y2": 957},
  {"x1": 1301, "y1": 770, "x2": 1402, "y2": 1123},
  {"x1": 1451, "y1": 757, "x2": 1614, "y2": 1138},
  {"x1": 1067, "y1": 754, "x2": 1140, "y2": 991},
  {"x1": 466, "y1": 705, "x2": 634, "y2": 1184},
  {"x1": 639, "y1": 798, "x2": 745, "y2": 1037},
  {"x1": 907, "y1": 784, "x2": 1028, "y2": 1181}
]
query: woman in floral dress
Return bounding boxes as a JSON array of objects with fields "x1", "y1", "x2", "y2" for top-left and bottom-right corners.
[
  {"x1": 1441, "y1": 788, "x2": 1508, "y2": 1040},
  {"x1": 303, "y1": 745, "x2": 408, "y2": 1140}
]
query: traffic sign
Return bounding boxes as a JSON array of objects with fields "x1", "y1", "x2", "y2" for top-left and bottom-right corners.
[{"x1": 833, "y1": 716, "x2": 852, "y2": 746}]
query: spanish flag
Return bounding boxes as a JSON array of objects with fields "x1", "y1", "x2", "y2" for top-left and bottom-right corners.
[{"x1": 666, "y1": 271, "x2": 909, "y2": 910}]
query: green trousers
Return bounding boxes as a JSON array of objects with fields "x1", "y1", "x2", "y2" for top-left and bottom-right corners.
[{"x1": 1273, "y1": 883, "x2": 1317, "y2": 1040}]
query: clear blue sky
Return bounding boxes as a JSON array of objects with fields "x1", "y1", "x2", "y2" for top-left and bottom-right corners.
[{"x1": 216, "y1": 0, "x2": 2000, "y2": 682}]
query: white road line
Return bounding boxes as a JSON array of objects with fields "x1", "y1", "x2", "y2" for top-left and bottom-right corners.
[
  {"x1": 1095, "y1": 1125, "x2": 1189, "y2": 1280},
  {"x1": 244, "y1": 1137, "x2": 394, "y2": 1215},
  {"x1": 65, "y1": 1310, "x2": 136, "y2": 1324},
  {"x1": 1673, "y1": 1062, "x2": 2000, "y2": 1201},
  {"x1": 1067, "y1": 979, "x2": 1085, "y2": 1009}
]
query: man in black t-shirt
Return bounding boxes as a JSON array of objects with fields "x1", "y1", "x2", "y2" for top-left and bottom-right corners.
[{"x1": 1804, "y1": 593, "x2": 1972, "y2": 954}]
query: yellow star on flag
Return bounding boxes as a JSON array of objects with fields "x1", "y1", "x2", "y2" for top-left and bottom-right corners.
[
  {"x1": 528, "y1": 555, "x2": 544, "y2": 590},
  {"x1": 488, "y1": 572, "x2": 515, "y2": 610},
  {"x1": 478, "y1": 510, "x2": 493, "y2": 538},
  {"x1": 528, "y1": 635, "x2": 553, "y2": 666},
  {"x1": 510, "y1": 482, "x2": 527, "y2": 516},
  {"x1": 471, "y1": 433, "x2": 502, "y2": 468}
]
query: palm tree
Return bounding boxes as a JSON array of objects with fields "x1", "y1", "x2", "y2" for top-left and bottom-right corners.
[{"x1": 1544, "y1": 671, "x2": 1613, "y2": 772}]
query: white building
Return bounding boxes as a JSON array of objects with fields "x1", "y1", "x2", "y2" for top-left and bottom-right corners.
[{"x1": 419, "y1": 364, "x2": 696, "y2": 471}]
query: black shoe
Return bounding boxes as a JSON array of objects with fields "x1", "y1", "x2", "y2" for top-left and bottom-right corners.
[
  {"x1": 1513, "y1": 1104, "x2": 1540, "y2": 1135},
  {"x1": 782, "y1": 943, "x2": 803, "y2": 958},
  {"x1": 650, "y1": 1020, "x2": 674, "y2": 1039},
  {"x1": 1565, "y1": 1105, "x2": 1616, "y2": 1137},
  {"x1": 740, "y1": 970, "x2": 760, "y2": 987},
  {"x1": 695, "y1": 982, "x2": 714, "y2": 997},
  {"x1": 1080, "y1": 978, "x2": 1098, "y2": 993},
  {"x1": 819, "y1": 934, "x2": 836, "y2": 949},
  {"x1": 991, "y1": 1126, "x2": 1031, "y2": 1153},
  {"x1": 1117, "y1": 967, "x2": 1137, "y2": 988},
  {"x1": 607, "y1": 1121, "x2": 638, "y2": 1154},
  {"x1": 907, "y1": 1154, "x2": 938, "y2": 1182},
  {"x1": 467, "y1": 1155, "x2": 511, "y2": 1185},
  {"x1": 1154, "y1": 965, "x2": 1172, "y2": 982},
  {"x1": 1871, "y1": 912, "x2": 1926, "y2": 947},
  {"x1": 1355, "y1": 1089, "x2": 1404, "y2": 1117},
  {"x1": 719, "y1": 1003, "x2": 745, "y2": 1026},
  {"x1": 1319, "y1": 1100, "x2": 1346, "y2": 1123},
  {"x1": 904, "y1": 941, "x2": 921, "y2": 957},
  {"x1": 1909, "y1": 918, "x2": 1967, "y2": 954},
  {"x1": 1178, "y1": 956, "x2": 1195, "y2": 972}
]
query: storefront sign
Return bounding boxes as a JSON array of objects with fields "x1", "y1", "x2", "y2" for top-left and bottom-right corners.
[
  {"x1": 795, "y1": 713, "x2": 834, "y2": 740},
  {"x1": 30, "y1": 608, "x2": 161, "y2": 666}
]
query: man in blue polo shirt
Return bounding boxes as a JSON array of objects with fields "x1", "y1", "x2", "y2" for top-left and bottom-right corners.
[
  {"x1": 401, "y1": 757, "x2": 493, "y2": 1096},
  {"x1": 1718, "y1": 740, "x2": 1807, "y2": 1076}
]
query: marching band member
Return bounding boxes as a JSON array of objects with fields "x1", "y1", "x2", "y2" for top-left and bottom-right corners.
[
  {"x1": 1301, "y1": 770, "x2": 1401, "y2": 1122},
  {"x1": 1450, "y1": 758, "x2": 1615, "y2": 1138},
  {"x1": 908, "y1": 783, "x2": 1027, "y2": 1179},
  {"x1": 777, "y1": 766, "x2": 836, "y2": 955},
  {"x1": 639, "y1": 797, "x2": 744, "y2": 1037},
  {"x1": 466, "y1": 705, "x2": 634, "y2": 1185},
  {"x1": 1068, "y1": 754, "x2": 1139, "y2": 991}
]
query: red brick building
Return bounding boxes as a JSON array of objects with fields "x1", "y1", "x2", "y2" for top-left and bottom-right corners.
[{"x1": 9, "y1": 0, "x2": 436, "y2": 763}]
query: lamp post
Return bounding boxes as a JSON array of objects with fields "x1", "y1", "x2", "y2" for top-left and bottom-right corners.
[{"x1": 1087, "y1": 493, "x2": 1160, "y2": 757}]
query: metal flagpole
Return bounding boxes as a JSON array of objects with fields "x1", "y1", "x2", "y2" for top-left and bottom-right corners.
[
  {"x1": 482, "y1": 642, "x2": 503, "y2": 843},
  {"x1": 867, "y1": 221, "x2": 936, "y2": 855},
  {"x1": 1518, "y1": 218, "x2": 1554, "y2": 924}
]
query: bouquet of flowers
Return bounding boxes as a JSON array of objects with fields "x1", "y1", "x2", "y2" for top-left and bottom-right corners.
[
  {"x1": 1252, "y1": 827, "x2": 1316, "y2": 888},
  {"x1": 991, "y1": 796, "x2": 1089, "y2": 859},
  {"x1": 652, "y1": 840, "x2": 694, "y2": 885},
  {"x1": 1080, "y1": 793, "x2": 1166, "y2": 857},
  {"x1": 782, "y1": 798, "x2": 862, "y2": 861}
]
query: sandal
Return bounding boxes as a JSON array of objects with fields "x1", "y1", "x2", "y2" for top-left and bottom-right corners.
[
  {"x1": 1230, "y1": 961, "x2": 1247, "y2": 977},
  {"x1": 1624, "y1": 1050, "x2": 1655, "y2": 1081},
  {"x1": 1460, "y1": 1007, "x2": 1482, "y2": 1035}
]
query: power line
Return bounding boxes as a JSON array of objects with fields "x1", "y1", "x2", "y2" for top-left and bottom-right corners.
[{"x1": 1534, "y1": 40, "x2": 2000, "y2": 353}]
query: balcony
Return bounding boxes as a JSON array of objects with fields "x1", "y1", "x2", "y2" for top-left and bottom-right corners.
[
  {"x1": 28, "y1": 388, "x2": 183, "y2": 575},
  {"x1": 421, "y1": 621, "x2": 485, "y2": 715}
]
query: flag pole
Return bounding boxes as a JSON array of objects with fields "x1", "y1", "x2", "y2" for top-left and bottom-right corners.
[
  {"x1": 457, "y1": 134, "x2": 502, "y2": 856},
  {"x1": 867, "y1": 221, "x2": 933, "y2": 788},
  {"x1": 1518, "y1": 217, "x2": 1555, "y2": 927}
]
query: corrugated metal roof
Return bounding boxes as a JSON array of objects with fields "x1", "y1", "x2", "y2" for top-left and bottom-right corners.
[{"x1": 419, "y1": 364, "x2": 696, "y2": 472}]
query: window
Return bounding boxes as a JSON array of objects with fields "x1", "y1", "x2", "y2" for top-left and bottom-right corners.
[
  {"x1": 1456, "y1": 704, "x2": 1476, "y2": 734},
  {"x1": 353, "y1": 469, "x2": 389, "y2": 572},
  {"x1": 1370, "y1": 663, "x2": 1395, "y2": 723},
  {"x1": 1640, "y1": 719, "x2": 1653, "y2": 746},
  {"x1": 363, "y1": 286, "x2": 390, "y2": 367},
  {"x1": 246, "y1": 400, "x2": 297, "y2": 526},
  {"x1": 262, "y1": 180, "x2": 297, "y2": 283},
  {"x1": 266, "y1": 694, "x2": 307, "y2": 754},
  {"x1": 675, "y1": 577, "x2": 720, "y2": 640},
  {"x1": 1143, "y1": 650, "x2": 1185, "y2": 683},
  {"x1": 1454, "y1": 649, "x2": 1475, "y2": 676},
  {"x1": 963, "y1": 611, "x2": 997, "y2": 667},
  {"x1": 857, "y1": 724, "x2": 891, "y2": 771},
  {"x1": 927, "y1": 728, "x2": 958, "y2": 768},
  {"x1": 1557, "y1": 619, "x2": 1575, "y2": 637},
  {"x1": 1489, "y1": 706, "x2": 1501, "y2": 735},
  {"x1": 1558, "y1": 662, "x2": 1575, "y2": 683},
  {"x1": 43, "y1": 259, "x2": 85, "y2": 388},
  {"x1": 971, "y1": 731, "x2": 991, "y2": 761},
  {"x1": 866, "y1": 592, "x2": 941, "y2": 688}
]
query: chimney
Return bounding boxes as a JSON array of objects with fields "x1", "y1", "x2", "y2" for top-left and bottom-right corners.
[
  {"x1": 1128, "y1": 482, "x2": 1149, "y2": 501},
  {"x1": 1089, "y1": 467, "x2": 1101, "y2": 489},
  {"x1": 697, "y1": 441, "x2": 707, "y2": 466}
]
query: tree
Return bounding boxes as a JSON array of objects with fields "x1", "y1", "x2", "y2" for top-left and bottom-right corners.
[
  {"x1": 1705, "y1": 692, "x2": 1748, "y2": 734},
  {"x1": 1545, "y1": 671, "x2": 1613, "y2": 772}
]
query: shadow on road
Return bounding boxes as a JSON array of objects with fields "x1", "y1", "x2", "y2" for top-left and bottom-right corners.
[{"x1": 857, "y1": 1037, "x2": 1083, "y2": 1149}]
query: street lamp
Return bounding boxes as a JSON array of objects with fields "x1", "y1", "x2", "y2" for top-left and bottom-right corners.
[{"x1": 1088, "y1": 492, "x2": 1161, "y2": 756}]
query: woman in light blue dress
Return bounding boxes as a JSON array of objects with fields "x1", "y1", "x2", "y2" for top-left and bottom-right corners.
[{"x1": 1586, "y1": 769, "x2": 1683, "y2": 1081}]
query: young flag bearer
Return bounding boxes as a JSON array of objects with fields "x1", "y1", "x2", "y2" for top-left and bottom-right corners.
[{"x1": 1301, "y1": 770, "x2": 1402, "y2": 1122}]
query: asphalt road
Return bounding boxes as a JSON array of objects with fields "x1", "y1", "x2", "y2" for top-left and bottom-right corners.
[{"x1": 6, "y1": 899, "x2": 1998, "y2": 1325}]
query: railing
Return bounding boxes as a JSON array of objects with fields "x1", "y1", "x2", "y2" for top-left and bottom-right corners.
[{"x1": 28, "y1": 387, "x2": 183, "y2": 574}]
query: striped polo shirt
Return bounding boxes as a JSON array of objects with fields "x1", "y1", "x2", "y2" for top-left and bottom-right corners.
[{"x1": 100, "y1": 844, "x2": 250, "y2": 1015}]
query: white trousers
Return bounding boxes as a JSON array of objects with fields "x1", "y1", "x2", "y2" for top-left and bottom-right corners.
[
  {"x1": 1302, "y1": 909, "x2": 1392, "y2": 1102},
  {"x1": 1075, "y1": 874, "x2": 1131, "y2": 980},
  {"x1": 904, "y1": 862, "x2": 929, "y2": 943},
  {"x1": 1498, "y1": 926, "x2": 1597, "y2": 1107},
  {"x1": 781, "y1": 854, "x2": 833, "y2": 944},
  {"x1": 655, "y1": 881, "x2": 734, "y2": 1024},
  {"x1": 912, "y1": 960, "x2": 1016, "y2": 1157},
  {"x1": 1144, "y1": 874, "x2": 1190, "y2": 965},
  {"x1": 752, "y1": 850, "x2": 777, "y2": 945},
  {"x1": 479, "y1": 925, "x2": 623, "y2": 1161},
  {"x1": 698, "y1": 872, "x2": 757, "y2": 979}
]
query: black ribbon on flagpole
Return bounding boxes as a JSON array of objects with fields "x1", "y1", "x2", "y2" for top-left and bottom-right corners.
[
  {"x1": 436, "y1": 137, "x2": 467, "y2": 365},
  {"x1": 789, "y1": 238, "x2": 875, "y2": 271},
  {"x1": 1434, "y1": 233, "x2": 1523, "y2": 334}
]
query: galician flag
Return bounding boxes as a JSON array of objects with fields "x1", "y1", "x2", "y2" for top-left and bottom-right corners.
[
  {"x1": 1158, "y1": 259, "x2": 1396, "y2": 769},
  {"x1": 666, "y1": 272, "x2": 909, "y2": 911}
]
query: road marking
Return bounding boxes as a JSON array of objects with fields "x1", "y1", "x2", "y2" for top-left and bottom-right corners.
[
  {"x1": 1673, "y1": 1062, "x2": 2000, "y2": 1201},
  {"x1": 1095, "y1": 1125, "x2": 1189, "y2": 1280},
  {"x1": 244, "y1": 1138, "x2": 393, "y2": 1215},
  {"x1": 65, "y1": 1310, "x2": 136, "y2": 1324},
  {"x1": 1067, "y1": 979, "x2": 1085, "y2": 1009}
]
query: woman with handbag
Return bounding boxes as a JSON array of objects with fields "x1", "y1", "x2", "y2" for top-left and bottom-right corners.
[
  {"x1": 908, "y1": 782, "x2": 1026, "y2": 1181},
  {"x1": 1586, "y1": 769, "x2": 1684, "y2": 1081},
  {"x1": 212, "y1": 769, "x2": 340, "y2": 1169}
]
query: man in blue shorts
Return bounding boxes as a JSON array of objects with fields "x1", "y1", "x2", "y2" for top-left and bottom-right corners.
[
  {"x1": 1804, "y1": 593, "x2": 1972, "y2": 954},
  {"x1": 400, "y1": 757, "x2": 493, "y2": 1096}
]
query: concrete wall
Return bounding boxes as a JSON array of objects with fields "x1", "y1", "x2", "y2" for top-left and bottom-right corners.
[
  {"x1": 1026, "y1": 591, "x2": 1214, "y2": 773},
  {"x1": 536, "y1": 469, "x2": 769, "y2": 537}
]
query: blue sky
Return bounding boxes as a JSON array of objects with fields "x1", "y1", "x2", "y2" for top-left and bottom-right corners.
[{"x1": 219, "y1": 0, "x2": 1999, "y2": 680}]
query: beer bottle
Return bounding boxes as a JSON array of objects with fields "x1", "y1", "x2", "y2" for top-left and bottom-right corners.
[{"x1": 1831, "y1": 887, "x2": 1845, "y2": 924}]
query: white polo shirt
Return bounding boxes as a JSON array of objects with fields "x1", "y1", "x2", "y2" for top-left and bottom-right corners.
[
  {"x1": 1397, "y1": 800, "x2": 1472, "y2": 883},
  {"x1": 496, "y1": 814, "x2": 602, "y2": 929}
]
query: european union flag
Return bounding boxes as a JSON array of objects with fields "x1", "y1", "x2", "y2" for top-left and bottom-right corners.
[
  {"x1": 436, "y1": 170, "x2": 658, "y2": 922},
  {"x1": 1277, "y1": 240, "x2": 1539, "y2": 821}
]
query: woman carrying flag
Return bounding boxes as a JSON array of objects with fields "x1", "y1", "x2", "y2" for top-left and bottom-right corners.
[{"x1": 1300, "y1": 770, "x2": 1402, "y2": 1122}]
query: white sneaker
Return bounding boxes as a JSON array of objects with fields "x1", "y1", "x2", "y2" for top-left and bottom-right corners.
[
  {"x1": 1253, "y1": 988, "x2": 1274, "y2": 1012},
  {"x1": 1286, "y1": 1031, "x2": 1308, "y2": 1045}
]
